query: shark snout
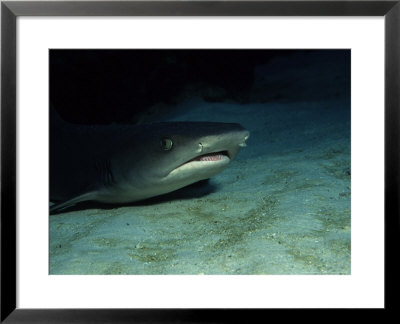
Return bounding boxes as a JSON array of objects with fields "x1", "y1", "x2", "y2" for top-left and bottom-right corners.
[
  {"x1": 199, "y1": 129, "x2": 249, "y2": 155},
  {"x1": 198, "y1": 128, "x2": 249, "y2": 161},
  {"x1": 239, "y1": 131, "x2": 250, "y2": 147}
]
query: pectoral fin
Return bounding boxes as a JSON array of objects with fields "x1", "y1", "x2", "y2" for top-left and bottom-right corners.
[{"x1": 50, "y1": 192, "x2": 97, "y2": 214}]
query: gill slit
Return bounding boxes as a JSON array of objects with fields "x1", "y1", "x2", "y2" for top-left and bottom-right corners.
[{"x1": 96, "y1": 159, "x2": 115, "y2": 187}]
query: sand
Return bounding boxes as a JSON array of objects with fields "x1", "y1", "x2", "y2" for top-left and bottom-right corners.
[{"x1": 50, "y1": 96, "x2": 350, "y2": 275}]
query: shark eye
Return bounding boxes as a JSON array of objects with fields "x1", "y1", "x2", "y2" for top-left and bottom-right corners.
[{"x1": 160, "y1": 138, "x2": 173, "y2": 151}]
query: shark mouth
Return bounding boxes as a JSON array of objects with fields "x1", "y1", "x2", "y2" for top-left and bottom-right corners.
[
  {"x1": 172, "y1": 150, "x2": 230, "y2": 172},
  {"x1": 189, "y1": 150, "x2": 230, "y2": 162}
]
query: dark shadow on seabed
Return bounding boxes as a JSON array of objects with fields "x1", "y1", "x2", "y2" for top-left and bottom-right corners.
[{"x1": 50, "y1": 179, "x2": 217, "y2": 215}]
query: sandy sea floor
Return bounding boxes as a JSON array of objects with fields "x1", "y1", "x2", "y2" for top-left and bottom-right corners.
[{"x1": 50, "y1": 95, "x2": 350, "y2": 275}]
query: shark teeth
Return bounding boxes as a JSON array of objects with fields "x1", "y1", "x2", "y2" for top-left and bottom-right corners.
[
  {"x1": 198, "y1": 154, "x2": 225, "y2": 161},
  {"x1": 192, "y1": 151, "x2": 229, "y2": 162}
]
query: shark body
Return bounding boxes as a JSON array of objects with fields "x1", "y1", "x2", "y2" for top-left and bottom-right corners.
[{"x1": 50, "y1": 110, "x2": 249, "y2": 213}]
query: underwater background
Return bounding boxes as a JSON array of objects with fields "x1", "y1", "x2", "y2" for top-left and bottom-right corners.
[{"x1": 49, "y1": 49, "x2": 350, "y2": 274}]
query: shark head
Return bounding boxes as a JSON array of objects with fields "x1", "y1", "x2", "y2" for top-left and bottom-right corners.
[
  {"x1": 50, "y1": 120, "x2": 249, "y2": 213},
  {"x1": 108, "y1": 122, "x2": 250, "y2": 203}
]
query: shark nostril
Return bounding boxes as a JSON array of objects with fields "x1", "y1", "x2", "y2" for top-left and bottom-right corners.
[{"x1": 198, "y1": 143, "x2": 203, "y2": 153}]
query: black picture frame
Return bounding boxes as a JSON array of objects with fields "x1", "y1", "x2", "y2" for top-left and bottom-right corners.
[{"x1": 1, "y1": 0, "x2": 398, "y2": 322}]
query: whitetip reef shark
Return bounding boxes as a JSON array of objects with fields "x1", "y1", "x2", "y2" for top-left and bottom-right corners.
[{"x1": 50, "y1": 107, "x2": 249, "y2": 214}]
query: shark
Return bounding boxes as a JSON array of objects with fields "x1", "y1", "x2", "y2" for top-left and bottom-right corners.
[{"x1": 50, "y1": 108, "x2": 249, "y2": 214}]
